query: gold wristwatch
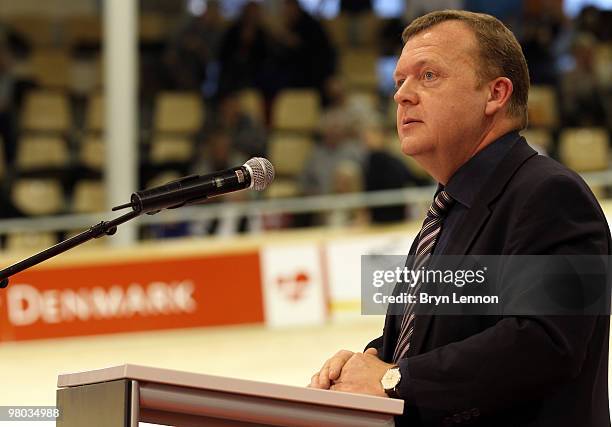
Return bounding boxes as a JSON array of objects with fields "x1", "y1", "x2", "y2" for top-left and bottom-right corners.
[{"x1": 381, "y1": 366, "x2": 401, "y2": 398}]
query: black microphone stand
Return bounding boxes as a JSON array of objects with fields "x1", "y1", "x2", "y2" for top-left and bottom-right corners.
[
  {"x1": 0, "y1": 209, "x2": 141, "y2": 289},
  {"x1": 0, "y1": 158, "x2": 270, "y2": 289}
]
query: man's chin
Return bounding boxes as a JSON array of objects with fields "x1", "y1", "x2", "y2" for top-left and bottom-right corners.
[{"x1": 399, "y1": 136, "x2": 429, "y2": 157}]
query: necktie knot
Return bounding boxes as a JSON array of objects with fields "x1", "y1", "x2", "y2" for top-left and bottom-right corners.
[{"x1": 427, "y1": 190, "x2": 454, "y2": 219}]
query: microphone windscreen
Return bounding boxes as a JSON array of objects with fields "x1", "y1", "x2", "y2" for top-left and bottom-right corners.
[{"x1": 245, "y1": 158, "x2": 275, "y2": 191}]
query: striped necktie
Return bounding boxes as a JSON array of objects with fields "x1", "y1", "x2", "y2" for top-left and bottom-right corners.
[{"x1": 393, "y1": 190, "x2": 455, "y2": 362}]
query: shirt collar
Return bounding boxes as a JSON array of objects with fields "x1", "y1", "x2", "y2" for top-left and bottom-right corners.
[{"x1": 443, "y1": 131, "x2": 522, "y2": 209}]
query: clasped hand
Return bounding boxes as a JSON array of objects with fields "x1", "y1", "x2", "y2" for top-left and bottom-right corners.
[{"x1": 307, "y1": 348, "x2": 395, "y2": 397}]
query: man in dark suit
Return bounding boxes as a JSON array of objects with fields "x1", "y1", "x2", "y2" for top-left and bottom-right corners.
[{"x1": 308, "y1": 10, "x2": 611, "y2": 426}]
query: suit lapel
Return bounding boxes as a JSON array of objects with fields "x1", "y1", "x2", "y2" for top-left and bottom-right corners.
[
  {"x1": 443, "y1": 137, "x2": 537, "y2": 255},
  {"x1": 408, "y1": 137, "x2": 538, "y2": 356}
]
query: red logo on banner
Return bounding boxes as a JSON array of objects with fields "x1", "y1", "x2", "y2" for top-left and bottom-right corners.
[{"x1": 276, "y1": 271, "x2": 310, "y2": 302}]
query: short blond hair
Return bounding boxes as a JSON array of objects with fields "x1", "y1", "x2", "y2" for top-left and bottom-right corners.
[{"x1": 403, "y1": 10, "x2": 530, "y2": 129}]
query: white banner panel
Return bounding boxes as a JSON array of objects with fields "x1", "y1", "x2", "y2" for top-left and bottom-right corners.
[
  {"x1": 325, "y1": 233, "x2": 417, "y2": 310},
  {"x1": 260, "y1": 244, "x2": 327, "y2": 327}
]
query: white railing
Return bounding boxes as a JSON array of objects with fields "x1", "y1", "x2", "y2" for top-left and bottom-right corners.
[
  {"x1": 0, "y1": 169, "x2": 609, "y2": 235},
  {"x1": 0, "y1": 186, "x2": 437, "y2": 233}
]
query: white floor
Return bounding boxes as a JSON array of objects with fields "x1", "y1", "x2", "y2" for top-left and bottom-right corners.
[
  {"x1": 0, "y1": 315, "x2": 610, "y2": 425},
  {"x1": 0, "y1": 314, "x2": 383, "y2": 426}
]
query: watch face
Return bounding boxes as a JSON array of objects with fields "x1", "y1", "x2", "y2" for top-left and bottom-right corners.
[{"x1": 381, "y1": 368, "x2": 401, "y2": 390}]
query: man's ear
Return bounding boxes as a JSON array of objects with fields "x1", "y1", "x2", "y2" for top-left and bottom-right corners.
[{"x1": 485, "y1": 77, "x2": 513, "y2": 116}]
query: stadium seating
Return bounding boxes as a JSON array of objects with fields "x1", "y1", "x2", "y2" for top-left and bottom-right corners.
[
  {"x1": 271, "y1": 89, "x2": 320, "y2": 133},
  {"x1": 85, "y1": 93, "x2": 104, "y2": 132},
  {"x1": 149, "y1": 135, "x2": 195, "y2": 165},
  {"x1": 324, "y1": 13, "x2": 380, "y2": 48},
  {"x1": 340, "y1": 49, "x2": 379, "y2": 90},
  {"x1": 153, "y1": 92, "x2": 204, "y2": 134},
  {"x1": 6, "y1": 15, "x2": 57, "y2": 47},
  {"x1": 70, "y1": 57, "x2": 102, "y2": 94},
  {"x1": 30, "y1": 49, "x2": 71, "y2": 89},
  {"x1": 64, "y1": 15, "x2": 102, "y2": 47},
  {"x1": 16, "y1": 135, "x2": 70, "y2": 171},
  {"x1": 265, "y1": 180, "x2": 301, "y2": 199},
  {"x1": 238, "y1": 89, "x2": 266, "y2": 124},
  {"x1": 520, "y1": 128, "x2": 553, "y2": 153},
  {"x1": 527, "y1": 86, "x2": 559, "y2": 128},
  {"x1": 268, "y1": 134, "x2": 313, "y2": 178},
  {"x1": 20, "y1": 91, "x2": 71, "y2": 133},
  {"x1": 79, "y1": 135, "x2": 105, "y2": 172},
  {"x1": 12, "y1": 178, "x2": 65, "y2": 216},
  {"x1": 558, "y1": 127, "x2": 610, "y2": 172},
  {"x1": 72, "y1": 180, "x2": 106, "y2": 213},
  {"x1": 5, "y1": 231, "x2": 58, "y2": 252}
]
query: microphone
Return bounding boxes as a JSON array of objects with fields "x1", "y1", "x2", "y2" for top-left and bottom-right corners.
[{"x1": 113, "y1": 157, "x2": 275, "y2": 214}]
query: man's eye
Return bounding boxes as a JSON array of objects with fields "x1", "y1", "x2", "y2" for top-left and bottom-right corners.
[
  {"x1": 395, "y1": 79, "x2": 405, "y2": 89},
  {"x1": 423, "y1": 71, "x2": 436, "y2": 80}
]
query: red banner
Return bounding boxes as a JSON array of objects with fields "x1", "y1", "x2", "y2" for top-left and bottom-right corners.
[{"x1": 0, "y1": 252, "x2": 263, "y2": 342}]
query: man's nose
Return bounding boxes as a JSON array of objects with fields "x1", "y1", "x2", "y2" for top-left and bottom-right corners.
[{"x1": 394, "y1": 79, "x2": 418, "y2": 106}]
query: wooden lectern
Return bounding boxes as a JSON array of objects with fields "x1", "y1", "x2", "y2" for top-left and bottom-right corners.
[{"x1": 56, "y1": 364, "x2": 404, "y2": 426}]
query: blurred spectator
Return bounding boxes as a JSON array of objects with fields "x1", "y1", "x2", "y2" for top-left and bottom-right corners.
[
  {"x1": 269, "y1": 0, "x2": 336, "y2": 97},
  {"x1": 560, "y1": 33, "x2": 608, "y2": 126},
  {"x1": 575, "y1": 5, "x2": 604, "y2": 39},
  {"x1": 520, "y1": 1, "x2": 564, "y2": 85},
  {"x1": 215, "y1": 92, "x2": 267, "y2": 158},
  {"x1": 361, "y1": 116, "x2": 428, "y2": 223},
  {"x1": 323, "y1": 77, "x2": 379, "y2": 126},
  {"x1": 326, "y1": 160, "x2": 369, "y2": 228},
  {"x1": 340, "y1": 0, "x2": 373, "y2": 47},
  {"x1": 340, "y1": 0, "x2": 372, "y2": 14},
  {"x1": 0, "y1": 23, "x2": 29, "y2": 59},
  {"x1": 190, "y1": 127, "x2": 251, "y2": 236},
  {"x1": 191, "y1": 127, "x2": 247, "y2": 174},
  {"x1": 163, "y1": 0, "x2": 225, "y2": 91},
  {"x1": 464, "y1": 0, "x2": 523, "y2": 32},
  {"x1": 323, "y1": 76, "x2": 347, "y2": 109},
  {"x1": 300, "y1": 109, "x2": 364, "y2": 196},
  {"x1": 0, "y1": 40, "x2": 16, "y2": 167},
  {"x1": 217, "y1": 2, "x2": 270, "y2": 97},
  {"x1": 379, "y1": 18, "x2": 406, "y2": 56}
]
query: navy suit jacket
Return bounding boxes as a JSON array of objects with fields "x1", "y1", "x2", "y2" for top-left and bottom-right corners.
[{"x1": 367, "y1": 137, "x2": 611, "y2": 426}]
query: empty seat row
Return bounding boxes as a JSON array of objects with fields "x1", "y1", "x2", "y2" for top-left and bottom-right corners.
[
  {"x1": 12, "y1": 134, "x2": 202, "y2": 172},
  {"x1": 21, "y1": 45, "x2": 382, "y2": 93},
  {"x1": 20, "y1": 88, "x2": 326, "y2": 134},
  {"x1": 19, "y1": 90, "x2": 206, "y2": 134},
  {"x1": 7, "y1": 14, "x2": 169, "y2": 48},
  {"x1": 15, "y1": 131, "x2": 316, "y2": 175},
  {"x1": 323, "y1": 14, "x2": 382, "y2": 48},
  {"x1": 20, "y1": 49, "x2": 102, "y2": 91},
  {"x1": 12, "y1": 179, "x2": 105, "y2": 215},
  {"x1": 557, "y1": 127, "x2": 610, "y2": 172}
]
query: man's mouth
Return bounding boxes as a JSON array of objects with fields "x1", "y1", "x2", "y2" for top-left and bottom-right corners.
[{"x1": 402, "y1": 118, "x2": 422, "y2": 126}]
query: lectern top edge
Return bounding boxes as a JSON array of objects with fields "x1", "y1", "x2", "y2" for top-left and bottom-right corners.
[{"x1": 57, "y1": 363, "x2": 404, "y2": 415}]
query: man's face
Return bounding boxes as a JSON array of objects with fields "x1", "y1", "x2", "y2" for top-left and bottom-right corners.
[{"x1": 393, "y1": 21, "x2": 491, "y2": 171}]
